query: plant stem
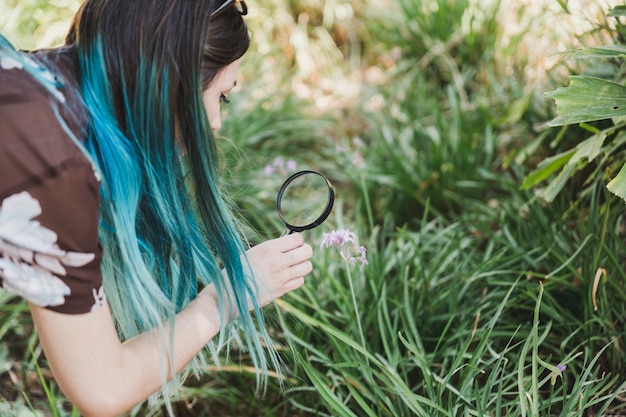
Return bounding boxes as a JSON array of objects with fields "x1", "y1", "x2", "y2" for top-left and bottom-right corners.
[
  {"x1": 346, "y1": 266, "x2": 369, "y2": 366},
  {"x1": 359, "y1": 173, "x2": 374, "y2": 232}
]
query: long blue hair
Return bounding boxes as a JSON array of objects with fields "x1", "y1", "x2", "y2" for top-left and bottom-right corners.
[{"x1": 62, "y1": 0, "x2": 280, "y2": 398}]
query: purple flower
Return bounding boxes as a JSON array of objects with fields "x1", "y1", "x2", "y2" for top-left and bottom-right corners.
[
  {"x1": 358, "y1": 245, "x2": 368, "y2": 265},
  {"x1": 557, "y1": 364, "x2": 567, "y2": 372},
  {"x1": 321, "y1": 229, "x2": 368, "y2": 267},
  {"x1": 264, "y1": 165, "x2": 275, "y2": 175},
  {"x1": 320, "y1": 229, "x2": 356, "y2": 248},
  {"x1": 348, "y1": 245, "x2": 368, "y2": 266},
  {"x1": 286, "y1": 159, "x2": 297, "y2": 172},
  {"x1": 264, "y1": 157, "x2": 297, "y2": 177}
]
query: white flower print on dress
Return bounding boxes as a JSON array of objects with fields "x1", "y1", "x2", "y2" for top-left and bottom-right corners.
[
  {"x1": 0, "y1": 49, "x2": 66, "y2": 103},
  {"x1": 0, "y1": 192, "x2": 96, "y2": 307},
  {"x1": 91, "y1": 286, "x2": 106, "y2": 312},
  {"x1": 0, "y1": 55, "x2": 22, "y2": 70}
]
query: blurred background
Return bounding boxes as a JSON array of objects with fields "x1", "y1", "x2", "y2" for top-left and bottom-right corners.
[{"x1": 2, "y1": 0, "x2": 626, "y2": 416}]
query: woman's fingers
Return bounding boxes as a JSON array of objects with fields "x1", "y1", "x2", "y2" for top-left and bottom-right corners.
[
  {"x1": 284, "y1": 242, "x2": 313, "y2": 267},
  {"x1": 289, "y1": 259, "x2": 312, "y2": 278},
  {"x1": 283, "y1": 276, "x2": 305, "y2": 292},
  {"x1": 273, "y1": 232, "x2": 305, "y2": 252}
]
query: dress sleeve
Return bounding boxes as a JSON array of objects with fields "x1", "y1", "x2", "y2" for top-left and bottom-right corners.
[{"x1": 0, "y1": 59, "x2": 105, "y2": 314}]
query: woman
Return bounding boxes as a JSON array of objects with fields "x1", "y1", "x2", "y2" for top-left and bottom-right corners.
[{"x1": 0, "y1": 0, "x2": 313, "y2": 415}]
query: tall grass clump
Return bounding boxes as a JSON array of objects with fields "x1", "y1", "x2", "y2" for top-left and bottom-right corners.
[
  {"x1": 276, "y1": 181, "x2": 626, "y2": 415},
  {"x1": 2, "y1": 0, "x2": 626, "y2": 416},
  {"x1": 341, "y1": 0, "x2": 517, "y2": 226}
]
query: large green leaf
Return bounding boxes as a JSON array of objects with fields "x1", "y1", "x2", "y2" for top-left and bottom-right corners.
[
  {"x1": 546, "y1": 76, "x2": 626, "y2": 126},
  {"x1": 540, "y1": 163, "x2": 577, "y2": 203},
  {"x1": 607, "y1": 161, "x2": 626, "y2": 201},
  {"x1": 520, "y1": 132, "x2": 607, "y2": 201},
  {"x1": 568, "y1": 131, "x2": 607, "y2": 165}
]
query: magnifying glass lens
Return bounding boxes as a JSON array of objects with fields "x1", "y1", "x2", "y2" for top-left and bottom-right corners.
[{"x1": 279, "y1": 172, "x2": 331, "y2": 229}]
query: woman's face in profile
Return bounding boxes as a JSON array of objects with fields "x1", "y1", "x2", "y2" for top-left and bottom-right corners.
[{"x1": 202, "y1": 58, "x2": 241, "y2": 131}]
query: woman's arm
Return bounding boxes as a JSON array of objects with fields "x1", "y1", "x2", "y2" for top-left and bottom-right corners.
[{"x1": 30, "y1": 232, "x2": 313, "y2": 417}]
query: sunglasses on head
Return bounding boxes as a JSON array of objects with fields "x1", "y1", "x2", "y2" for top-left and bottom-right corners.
[{"x1": 211, "y1": 0, "x2": 248, "y2": 17}]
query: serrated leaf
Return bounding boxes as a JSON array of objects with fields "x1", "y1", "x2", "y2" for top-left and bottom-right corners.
[
  {"x1": 607, "y1": 161, "x2": 626, "y2": 202},
  {"x1": 568, "y1": 131, "x2": 607, "y2": 166},
  {"x1": 545, "y1": 76, "x2": 626, "y2": 126},
  {"x1": 540, "y1": 163, "x2": 577, "y2": 203}
]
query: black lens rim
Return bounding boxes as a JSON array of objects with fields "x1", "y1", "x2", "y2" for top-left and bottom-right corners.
[{"x1": 276, "y1": 169, "x2": 335, "y2": 233}]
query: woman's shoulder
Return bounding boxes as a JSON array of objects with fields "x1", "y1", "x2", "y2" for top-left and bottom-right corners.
[
  {"x1": 0, "y1": 48, "x2": 68, "y2": 102},
  {"x1": 0, "y1": 46, "x2": 81, "y2": 122},
  {"x1": 0, "y1": 47, "x2": 95, "y2": 200}
]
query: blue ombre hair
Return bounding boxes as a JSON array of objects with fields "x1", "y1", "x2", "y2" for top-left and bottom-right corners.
[{"x1": 60, "y1": 0, "x2": 280, "y2": 399}]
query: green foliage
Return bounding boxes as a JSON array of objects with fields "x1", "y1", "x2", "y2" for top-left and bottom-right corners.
[
  {"x1": 547, "y1": 75, "x2": 626, "y2": 126},
  {"x1": 0, "y1": 0, "x2": 80, "y2": 49},
  {"x1": 524, "y1": 6, "x2": 626, "y2": 204},
  {"x1": 2, "y1": 0, "x2": 626, "y2": 416}
]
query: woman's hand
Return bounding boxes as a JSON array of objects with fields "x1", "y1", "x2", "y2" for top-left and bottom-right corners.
[{"x1": 243, "y1": 232, "x2": 313, "y2": 308}]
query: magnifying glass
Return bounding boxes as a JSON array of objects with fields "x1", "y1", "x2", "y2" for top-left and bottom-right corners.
[{"x1": 276, "y1": 170, "x2": 335, "y2": 235}]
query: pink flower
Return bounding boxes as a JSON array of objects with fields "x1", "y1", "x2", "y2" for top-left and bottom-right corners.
[
  {"x1": 320, "y1": 229, "x2": 356, "y2": 248},
  {"x1": 286, "y1": 159, "x2": 297, "y2": 172},
  {"x1": 320, "y1": 229, "x2": 368, "y2": 266},
  {"x1": 357, "y1": 245, "x2": 368, "y2": 265},
  {"x1": 264, "y1": 165, "x2": 275, "y2": 175},
  {"x1": 264, "y1": 157, "x2": 298, "y2": 177}
]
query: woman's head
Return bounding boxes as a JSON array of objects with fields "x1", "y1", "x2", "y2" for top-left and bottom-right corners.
[
  {"x1": 66, "y1": 0, "x2": 250, "y2": 129},
  {"x1": 203, "y1": 0, "x2": 249, "y2": 88}
]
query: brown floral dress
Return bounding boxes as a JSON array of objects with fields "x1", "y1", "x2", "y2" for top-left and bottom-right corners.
[{"x1": 0, "y1": 47, "x2": 105, "y2": 314}]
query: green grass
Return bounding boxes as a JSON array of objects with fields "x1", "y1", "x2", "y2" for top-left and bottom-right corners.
[{"x1": 2, "y1": 0, "x2": 626, "y2": 416}]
